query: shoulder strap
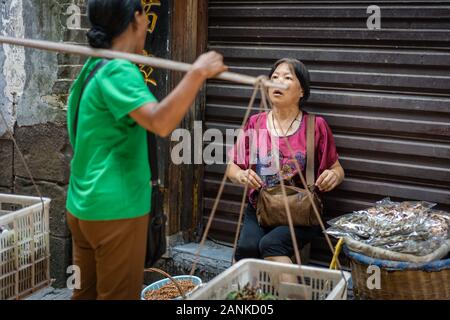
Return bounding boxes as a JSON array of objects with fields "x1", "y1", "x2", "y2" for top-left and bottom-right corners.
[
  {"x1": 306, "y1": 114, "x2": 316, "y2": 187},
  {"x1": 148, "y1": 132, "x2": 159, "y2": 184},
  {"x1": 74, "y1": 59, "x2": 109, "y2": 139}
]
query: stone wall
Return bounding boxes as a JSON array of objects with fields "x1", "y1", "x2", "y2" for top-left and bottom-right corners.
[{"x1": 0, "y1": 0, "x2": 88, "y2": 288}]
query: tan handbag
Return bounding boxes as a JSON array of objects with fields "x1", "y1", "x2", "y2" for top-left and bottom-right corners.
[{"x1": 256, "y1": 115, "x2": 323, "y2": 227}]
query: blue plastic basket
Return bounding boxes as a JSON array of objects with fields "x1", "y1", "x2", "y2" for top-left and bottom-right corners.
[
  {"x1": 344, "y1": 246, "x2": 450, "y2": 271},
  {"x1": 141, "y1": 275, "x2": 202, "y2": 300}
]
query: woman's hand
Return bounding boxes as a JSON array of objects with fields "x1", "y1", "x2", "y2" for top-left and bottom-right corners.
[
  {"x1": 315, "y1": 169, "x2": 339, "y2": 192},
  {"x1": 316, "y1": 160, "x2": 345, "y2": 192},
  {"x1": 236, "y1": 169, "x2": 263, "y2": 189},
  {"x1": 191, "y1": 51, "x2": 228, "y2": 80}
]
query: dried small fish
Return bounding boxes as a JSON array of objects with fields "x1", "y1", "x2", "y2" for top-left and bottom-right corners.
[
  {"x1": 144, "y1": 280, "x2": 196, "y2": 300},
  {"x1": 326, "y1": 198, "x2": 449, "y2": 256}
]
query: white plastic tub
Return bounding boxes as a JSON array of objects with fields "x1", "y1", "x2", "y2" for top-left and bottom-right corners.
[
  {"x1": 189, "y1": 258, "x2": 350, "y2": 300},
  {"x1": 0, "y1": 194, "x2": 51, "y2": 300}
]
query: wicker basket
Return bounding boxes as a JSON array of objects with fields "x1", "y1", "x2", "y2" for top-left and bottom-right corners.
[
  {"x1": 0, "y1": 194, "x2": 51, "y2": 300},
  {"x1": 344, "y1": 246, "x2": 450, "y2": 300},
  {"x1": 189, "y1": 258, "x2": 350, "y2": 300}
]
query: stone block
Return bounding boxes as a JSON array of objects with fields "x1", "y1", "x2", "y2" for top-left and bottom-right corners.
[
  {"x1": 14, "y1": 123, "x2": 72, "y2": 184},
  {"x1": 49, "y1": 235, "x2": 72, "y2": 289},
  {"x1": 0, "y1": 139, "x2": 13, "y2": 187}
]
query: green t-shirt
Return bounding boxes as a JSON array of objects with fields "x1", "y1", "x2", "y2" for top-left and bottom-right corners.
[{"x1": 66, "y1": 58, "x2": 158, "y2": 221}]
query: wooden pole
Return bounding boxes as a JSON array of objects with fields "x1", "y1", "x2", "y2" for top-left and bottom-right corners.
[{"x1": 0, "y1": 36, "x2": 288, "y2": 90}]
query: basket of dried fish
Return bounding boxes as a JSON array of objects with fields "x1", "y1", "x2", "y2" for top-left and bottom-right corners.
[
  {"x1": 326, "y1": 198, "x2": 450, "y2": 299},
  {"x1": 344, "y1": 246, "x2": 450, "y2": 300},
  {"x1": 326, "y1": 198, "x2": 450, "y2": 262}
]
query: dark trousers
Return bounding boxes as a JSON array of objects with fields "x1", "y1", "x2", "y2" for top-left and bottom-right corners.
[{"x1": 235, "y1": 203, "x2": 320, "y2": 261}]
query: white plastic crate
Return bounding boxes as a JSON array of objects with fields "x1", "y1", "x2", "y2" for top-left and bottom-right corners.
[
  {"x1": 0, "y1": 193, "x2": 51, "y2": 300},
  {"x1": 189, "y1": 259, "x2": 351, "y2": 300}
]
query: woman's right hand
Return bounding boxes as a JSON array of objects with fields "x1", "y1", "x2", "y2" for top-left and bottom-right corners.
[
  {"x1": 191, "y1": 51, "x2": 228, "y2": 80},
  {"x1": 236, "y1": 169, "x2": 263, "y2": 189}
]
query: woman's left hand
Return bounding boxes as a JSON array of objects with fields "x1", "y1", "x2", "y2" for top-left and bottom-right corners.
[{"x1": 315, "y1": 169, "x2": 339, "y2": 192}]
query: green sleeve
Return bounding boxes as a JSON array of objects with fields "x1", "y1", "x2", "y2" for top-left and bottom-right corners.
[{"x1": 99, "y1": 59, "x2": 158, "y2": 120}]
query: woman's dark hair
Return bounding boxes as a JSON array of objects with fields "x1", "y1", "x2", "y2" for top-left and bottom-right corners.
[
  {"x1": 86, "y1": 0, "x2": 143, "y2": 49},
  {"x1": 269, "y1": 58, "x2": 311, "y2": 108}
]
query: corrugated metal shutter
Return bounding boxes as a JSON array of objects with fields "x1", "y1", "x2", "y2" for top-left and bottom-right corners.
[{"x1": 202, "y1": 0, "x2": 450, "y2": 263}]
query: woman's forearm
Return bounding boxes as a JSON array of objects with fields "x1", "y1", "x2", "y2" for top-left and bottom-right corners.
[
  {"x1": 227, "y1": 162, "x2": 243, "y2": 184},
  {"x1": 331, "y1": 161, "x2": 345, "y2": 185},
  {"x1": 130, "y1": 51, "x2": 227, "y2": 137},
  {"x1": 130, "y1": 69, "x2": 206, "y2": 137}
]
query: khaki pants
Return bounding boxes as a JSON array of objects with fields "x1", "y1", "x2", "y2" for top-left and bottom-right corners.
[{"x1": 66, "y1": 212, "x2": 149, "y2": 300}]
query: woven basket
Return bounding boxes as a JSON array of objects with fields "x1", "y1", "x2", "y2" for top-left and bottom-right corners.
[{"x1": 344, "y1": 246, "x2": 450, "y2": 300}]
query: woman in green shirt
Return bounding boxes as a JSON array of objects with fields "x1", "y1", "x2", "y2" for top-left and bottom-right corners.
[{"x1": 66, "y1": 0, "x2": 227, "y2": 300}]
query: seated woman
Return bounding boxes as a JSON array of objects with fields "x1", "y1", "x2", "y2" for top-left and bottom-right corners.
[{"x1": 227, "y1": 58, "x2": 345, "y2": 269}]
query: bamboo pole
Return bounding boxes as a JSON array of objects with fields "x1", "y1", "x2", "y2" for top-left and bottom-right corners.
[{"x1": 0, "y1": 36, "x2": 288, "y2": 90}]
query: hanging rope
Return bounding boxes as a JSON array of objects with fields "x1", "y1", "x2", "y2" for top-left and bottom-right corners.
[
  {"x1": 0, "y1": 108, "x2": 45, "y2": 213},
  {"x1": 191, "y1": 79, "x2": 348, "y2": 299},
  {"x1": 231, "y1": 173, "x2": 250, "y2": 263},
  {"x1": 259, "y1": 86, "x2": 348, "y2": 297},
  {"x1": 191, "y1": 78, "x2": 310, "y2": 299},
  {"x1": 231, "y1": 77, "x2": 269, "y2": 263},
  {"x1": 190, "y1": 78, "x2": 265, "y2": 276},
  {"x1": 255, "y1": 80, "x2": 309, "y2": 297}
]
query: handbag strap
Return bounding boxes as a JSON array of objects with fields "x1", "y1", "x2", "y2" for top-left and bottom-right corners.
[
  {"x1": 74, "y1": 59, "x2": 109, "y2": 139},
  {"x1": 306, "y1": 114, "x2": 316, "y2": 187}
]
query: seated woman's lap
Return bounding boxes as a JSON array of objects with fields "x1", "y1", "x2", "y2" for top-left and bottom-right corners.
[
  {"x1": 259, "y1": 225, "x2": 319, "y2": 259},
  {"x1": 234, "y1": 204, "x2": 265, "y2": 260},
  {"x1": 234, "y1": 203, "x2": 320, "y2": 261}
]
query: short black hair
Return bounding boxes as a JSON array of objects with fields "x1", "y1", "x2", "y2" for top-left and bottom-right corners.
[
  {"x1": 269, "y1": 58, "x2": 311, "y2": 109},
  {"x1": 86, "y1": 0, "x2": 143, "y2": 49}
]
